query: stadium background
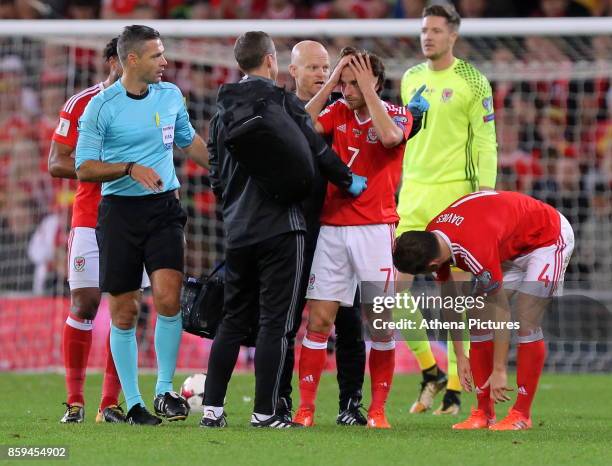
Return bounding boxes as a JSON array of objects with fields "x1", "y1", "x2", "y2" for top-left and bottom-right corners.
[{"x1": 0, "y1": 0, "x2": 611, "y2": 376}]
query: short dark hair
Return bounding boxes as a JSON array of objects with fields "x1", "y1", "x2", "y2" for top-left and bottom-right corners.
[
  {"x1": 338, "y1": 46, "x2": 385, "y2": 96},
  {"x1": 117, "y1": 25, "x2": 161, "y2": 64},
  {"x1": 103, "y1": 37, "x2": 119, "y2": 62},
  {"x1": 392, "y1": 231, "x2": 440, "y2": 275},
  {"x1": 234, "y1": 31, "x2": 275, "y2": 72},
  {"x1": 422, "y1": 4, "x2": 461, "y2": 31}
]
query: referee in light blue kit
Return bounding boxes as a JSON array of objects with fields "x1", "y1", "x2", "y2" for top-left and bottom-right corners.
[{"x1": 75, "y1": 25, "x2": 209, "y2": 425}]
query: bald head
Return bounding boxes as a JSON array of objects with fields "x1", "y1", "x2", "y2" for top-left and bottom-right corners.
[
  {"x1": 291, "y1": 40, "x2": 328, "y2": 66},
  {"x1": 289, "y1": 40, "x2": 331, "y2": 102}
]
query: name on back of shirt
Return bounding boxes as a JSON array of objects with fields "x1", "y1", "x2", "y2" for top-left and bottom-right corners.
[{"x1": 436, "y1": 213, "x2": 464, "y2": 226}]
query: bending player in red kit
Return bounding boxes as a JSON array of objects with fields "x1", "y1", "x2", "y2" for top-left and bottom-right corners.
[{"x1": 393, "y1": 190, "x2": 574, "y2": 430}]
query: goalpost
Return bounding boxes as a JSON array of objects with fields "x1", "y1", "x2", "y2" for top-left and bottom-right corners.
[{"x1": 0, "y1": 18, "x2": 610, "y2": 371}]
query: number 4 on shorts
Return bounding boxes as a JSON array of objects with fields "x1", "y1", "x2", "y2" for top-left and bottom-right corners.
[{"x1": 538, "y1": 263, "x2": 551, "y2": 288}]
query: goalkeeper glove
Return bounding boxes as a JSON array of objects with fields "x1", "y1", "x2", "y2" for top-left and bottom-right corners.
[
  {"x1": 348, "y1": 174, "x2": 367, "y2": 197},
  {"x1": 407, "y1": 84, "x2": 429, "y2": 119}
]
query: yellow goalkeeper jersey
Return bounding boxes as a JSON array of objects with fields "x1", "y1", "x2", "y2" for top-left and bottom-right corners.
[{"x1": 399, "y1": 58, "x2": 497, "y2": 189}]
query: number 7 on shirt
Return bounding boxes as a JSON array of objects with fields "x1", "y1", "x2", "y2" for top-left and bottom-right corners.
[{"x1": 347, "y1": 146, "x2": 360, "y2": 168}]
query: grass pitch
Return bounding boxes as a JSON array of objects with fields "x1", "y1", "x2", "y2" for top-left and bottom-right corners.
[{"x1": 1, "y1": 372, "x2": 610, "y2": 466}]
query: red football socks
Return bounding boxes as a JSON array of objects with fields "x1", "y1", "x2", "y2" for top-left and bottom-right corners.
[
  {"x1": 469, "y1": 339, "x2": 494, "y2": 417},
  {"x1": 63, "y1": 316, "x2": 93, "y2": 406},
  {"x1": 513, "y1": 339, "x2": 546, "y2": 418},
  {"x1": 369, "y1": 345, "x2": 395, "y2": 412},
  {"x1": 298, "y1": 331, "x2": 329, "y2": 409}
]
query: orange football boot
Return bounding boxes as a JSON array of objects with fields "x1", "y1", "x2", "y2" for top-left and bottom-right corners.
[
  {"x1": 293, "y1": 406, "x2": 315, "y2": 427},
  {"x1": 452, "y1": 408, "x2": 496, "y2": 430},
  {"x1": 489, "y1": 409, "x2": 532, "y2": 431},
  {"x1": 366, "y1": 408, "x2": 391, "y2": 429}
]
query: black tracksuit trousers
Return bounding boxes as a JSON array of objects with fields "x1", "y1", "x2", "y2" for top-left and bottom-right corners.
[{"x1": 204, "y1": 232, "x2": 305, "y2": 415}]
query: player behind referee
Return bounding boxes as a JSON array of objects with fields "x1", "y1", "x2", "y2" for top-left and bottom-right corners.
[
  {"x1": 75, "y1": 25, "x2": 209, "y2": 425},
  {"x1": 49, "y1": 37, "x2": 133, "y2": 424}
]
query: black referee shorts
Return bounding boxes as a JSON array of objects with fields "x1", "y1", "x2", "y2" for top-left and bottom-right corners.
[{"x1": 96, "y1": 190, "x2": 187, "y2": 294}]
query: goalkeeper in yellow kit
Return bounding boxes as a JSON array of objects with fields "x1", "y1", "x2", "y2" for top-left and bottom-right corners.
[{"x1": 397, "y1": 4, "x2": 498, "y2": 415}]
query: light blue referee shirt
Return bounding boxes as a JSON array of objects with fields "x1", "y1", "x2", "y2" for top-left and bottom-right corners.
[{"x1": 75, "y1": 79, "x2": 195, "y2": 196}]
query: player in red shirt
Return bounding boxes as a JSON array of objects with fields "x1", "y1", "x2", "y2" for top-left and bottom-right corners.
[
  {"x1": 393, "y1": 191, "x2": 574, "y2": 430},
  {"x1": 294, "y1": 47, "x2": 419, "y2": 429},
  {"x1": 48, "y1": 37, "x2": 140, "y2": 424}
]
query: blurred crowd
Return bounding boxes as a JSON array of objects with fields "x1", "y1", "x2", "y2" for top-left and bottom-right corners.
[
  {"x1": 0, "y1": 18, "x2": 611, "y2": 295},
  {"x1": 0, "y1": 0, "x2": 611, "y2": 20}
]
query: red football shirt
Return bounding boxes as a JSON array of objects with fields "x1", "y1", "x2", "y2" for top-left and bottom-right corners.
[
  {"x1": 427, "y1": 191, "x2": 562, "y2": 293},
  {"x1": 52, "y1": 83, "x2": 104, "y2": 229},
  {"x1": 318, "y1": 99, "x2": 412, "y2": 226}
]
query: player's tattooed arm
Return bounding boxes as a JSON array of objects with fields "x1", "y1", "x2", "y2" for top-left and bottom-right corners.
[{"x1": 48, "y1": 140, "x2": 77, "y2": 179}]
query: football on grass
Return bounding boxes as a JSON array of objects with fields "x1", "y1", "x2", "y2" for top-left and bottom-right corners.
[{"x1": 180, "y1": 373, "x2": 206, "y2": 413}]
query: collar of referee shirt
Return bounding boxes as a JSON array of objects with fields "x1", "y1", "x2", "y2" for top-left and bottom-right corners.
[
  {"x1": 117, "y1": 79, "x2": 150, "y2": 100},
  {"x1": 125, "y1": 88, "x2": 150, "y2": 100}
]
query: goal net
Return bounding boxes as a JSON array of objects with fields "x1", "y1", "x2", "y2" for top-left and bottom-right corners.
[{"x1": 0, "y1": 19, "x2": 610, "y2": 372}]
